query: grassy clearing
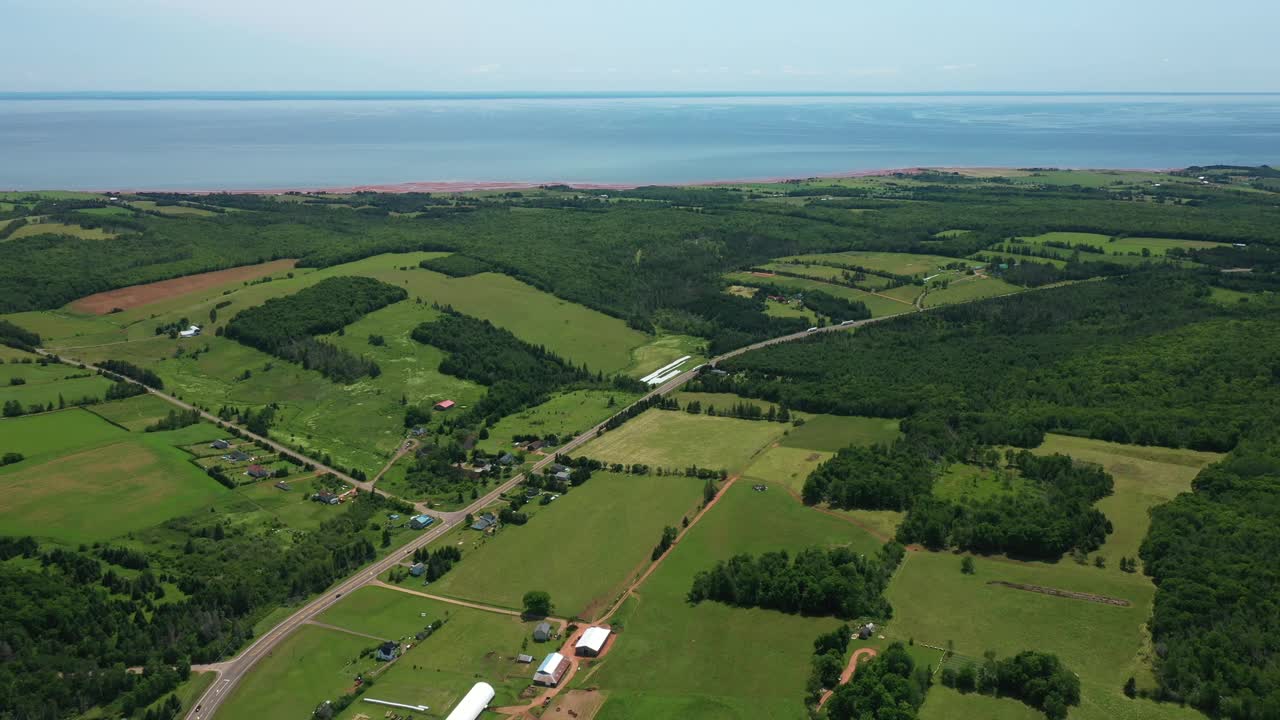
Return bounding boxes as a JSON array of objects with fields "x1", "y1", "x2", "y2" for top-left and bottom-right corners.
[
  {"x1": 212, "y1": 474, "x2": 353, "y2": 538},
  {"x1": 7, "y1": 221, "x2": 116, "y2": 241},
  {"x1": 934, "y1": 463, "x2": 1037, "y2": 503},
  {"x1": 0, "y1": 411, "x2": 227, "y2": 543},
  {"x1": 576, "y1": 410, "x2": 787, "y2": 474},
  {"x1": 741, "y1": 445, "x2": 832, "y2": 496},
  {"x1": 1008, "y1": 232, "x2": 1221, "y2": 263},
  {"x1": 217, "y1": 625, "x2": 379, "y2": 720},
  {"x1": 724, "y1": 272, "x2": 912, "y2": 318},
  {"x1": 763, "y1": 299, "x2": 818, "y2": 322},
  {"x1": 774, "y1": 251, "x2": 965, "y2": 277},
  {"x1": 0, "y1": 364, "x2": 115, "y2": 410},
  {"x1": 919, "y1": 685, "x2": 1043, "y2": 720},
  {"x1": 592, "y1": 481, "x2": 884, "y2": 719},
  {"x1": 0, "y1": 407, "x2": 125, "y2": 459},
  {"x1": 85, "y1": 393, "x2": 178, "y2": 431},
  {"x1": 321, "y1": 589, "x2": 543, "y2": 716},
  {"x1": 1033, "y1": 434, "x2": 1223, "y2": 563},
  {"x1": 429, "y1": 471, "x2": 704, "y2": 619},
  {"x1": 780, "y1": 414, "x2": 901, "y2": 453},
  {"x1": 922, "y1": 275, "x2": 1023, "y2": 307},
  {"x1": 475, "y1": 389, "x2": 641, "y2": 455},
  {"x1": 886, "y1": 550, "x2": 1180, "y2": 720},
  {"x1": 129, "y1": 200, "x2": 216, "y2": 217}
]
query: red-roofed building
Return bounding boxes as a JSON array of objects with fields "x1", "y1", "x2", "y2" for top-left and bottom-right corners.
[
  {"x1": 434, "y1": 400, "x2": 456, "y2": 410},
  {"x1": 246, "y1": 464, "x2": 271, "y2": 479}
]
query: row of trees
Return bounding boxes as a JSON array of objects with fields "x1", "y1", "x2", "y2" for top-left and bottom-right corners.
[{"x1": 687, "y1": 543, "x2": 904, "y2": 619}]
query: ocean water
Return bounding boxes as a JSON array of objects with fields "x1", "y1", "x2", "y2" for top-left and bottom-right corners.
[{"x1": 0, "y1": 93, "x2": 1277, "y2": 190}]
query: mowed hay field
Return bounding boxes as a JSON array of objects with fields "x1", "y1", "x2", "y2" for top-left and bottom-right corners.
[
  {"x1": 922, "y1": 275, "x2": 1023, "y2": 307},
  {"x1": 775, "y1": 250, "x2": 963, "y2": 277},
  {"x1": 919, "y1": 685, "x2": 1043, "y2": 720},
  {"x1": 0, "y1": 410, "x2": 227, "y2": 543},
  {"x1": 0, "y1": 361, "x2": 116, "y2": 410},
  {"x1": 317, "y1": 588, "x2": 544, "y2": 716},
  {"x1": 8, "y1": 221, "x2": 117, "y2": 242},
  {"x1": 216, "y1": 625, "x2": 380, "y2": 720},
  {"x1": 86, "y1": 393, "x2": 179, "y2": 431},
  {"x1": 590, "y1": 481, "x2": 884, "y2": 719},
  {"x1": 886, "y1": 552, "x2": 1200, "y2": 720},
  {"x1": 576, "y1": 410, "x2": 788, "y2": 473},
  {"x1": 1033, "y1": 434, "x2": 1223, "y2": 562},
  {"x1": 1011, "y1": 232, "x2": 1225, "y2": 262},
  {"x1": 724, "y1": 271, "x2": 913, "y2": 318},
  {"x1": 429, "y1": 471, "x2": 704, "y2": 620},
  {"x1": 476, "y1": 389, "x2": 642, "y2": 455}
]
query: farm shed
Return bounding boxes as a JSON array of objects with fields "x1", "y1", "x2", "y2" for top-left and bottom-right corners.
[
  {"x1": 575, "y1": 626, "x2": 611, "y2": 657},
  {"x1": 434, "y1": 399, "x2": 456, "y2": 411},
  {"x1": 409, "y1": 514, "x2": 434, "y2": 530},
  {"x1": 443, "y1": 682, "x2": 495, "y2": 720},
  {"x1": 210, "y1": 439, "x2": 230, "y2": 450},
  {"x1": 516, "y1": 654, "x2": 534, "y2": 664},
  {"x1": 534, "y1": 622, "x2": 553, "y2": 642},
  {"x1": 533, "y1": 652, "x2": 569, "y2": 686}
]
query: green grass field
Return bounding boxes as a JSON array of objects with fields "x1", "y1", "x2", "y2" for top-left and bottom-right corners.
[
  {"x1": 0, "y1": 410, "x2": 227, "y2": 543},
  {"x1": 919, "y1": 685, "x2": 1043, "y2": 720},
  {"x1": 934, "y1": 463, "x2": 1037, "y2": 503},
  {"x1": 475, "y1": 389, "x2": 641, "y2": 455},
  {"x1": 886, "y1": 551, "x2": 1192, "y2": 720},
  {"x1": 757, "y1": 262, "x2": 894, "y2": 289},
  {"x1": 85, "y1": 393, "x2": 179, "y2": 431},
  {"x1": 774, "y1": 251, "x2": 967, "y2": 277},
  {"x1": 429, "y1": 471, "x2": 704, "y2": 619},
  {"x1": 0, "y1": 362, "x2": 115, "y2": 410},
  {"x1": 779, "y1": 414, "x2": 901, "y2": 453},
  {"x1": 741, "y1": 445, "x2": 831, "y2": 496},
  {"x1": 922, "y1": 275, "x2": 1023, "y2": 307},
  {"x1": 725, "y1": 271, "x2": 913, "y2": 318},
  {"x1": 7, "y1": 221, "x2": 116, "y2": 241},
  {"x1": 591, "y1": 480, "x2": 884, "y2": 719},
  {"x1": 216, "y1": 625, "x2": 380, "y2": 720},
  {"x1": 576, "y1": 410, "x2": 788, "y2": 473},
  {"x1": 763, "y1": 299, "x2": 818, "y2": 323},
  {"x1": 1033, "y1": 434, "x2": 1223, "y2": 563},
  {"x1": 1010, "y1": 232, "x2": 1223, "y2": 263},
  {"x1": 320, "y1": 589, "x2": 543, "y2": 716},
  {"x1": 129, "y1": 200, "x2": 217, "y2": 216}
]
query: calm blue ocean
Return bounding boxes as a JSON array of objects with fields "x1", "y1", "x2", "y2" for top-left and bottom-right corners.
[{"x1": 1, "y1": 93, "x2": 1277, "y2": 190}]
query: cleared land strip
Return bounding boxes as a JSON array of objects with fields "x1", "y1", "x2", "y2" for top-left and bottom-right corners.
[
  {"x1": 304, "y1": 621, "x2": 390, "y2": 642},
  {"x1": 987, "y1": 580, "x2": 1132, "y2": 607}
]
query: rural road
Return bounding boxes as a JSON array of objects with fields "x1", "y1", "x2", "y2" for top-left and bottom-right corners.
[
  {"x1": 38, "y1": 311, "x2": 897, "y2": 720},
  {"x1": 817, "y1": 647, "x2": 880, "y2": 709}
]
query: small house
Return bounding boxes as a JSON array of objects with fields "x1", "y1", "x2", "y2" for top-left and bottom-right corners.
[
  {"x1": 471, "y1": 513, "x2": 497, "y2": 531},
  {"x1": 434, "y1": 399, "x2": 456, "y2": 411},
  {"x1": 226, "y1": 450, "x2": 251, "y2": 463},
  {"x1": 210, "y1": 439, "x2": 230, "y2": 450},
  {"x1": 274, "y1": 481, "x2": 290, "y2": 491},
  {"x1": 533, "y1": 622, "x2": 553, "y2": 642},
  {"x1": 246, "y1": 464, "x2": 271, "y2": 479},
  {"x1": 525, "y1": 440, "x2": 546, "y2": 452},
  {"x1": 516, "y1": 654, "x2": 534, "y2": 664},
  {"x1": 549, "y1": 463, "x2": 569, "y2": 474},
  {"x1": 554, "y1": 470, "x2": 572, "y2": 483},
  {"x1": 497, "y1": 453, "x2": 516, "y2": 466},
  {"x1": 857, "y1": 622, "x2": 878, "y2": 640},
  {"x1": 410, "y1": 426, "x2": 427, "y2": 437},
  {"x1": 375, "y1": 641, "x2": 399, "y2": 662},
  {"x1": 313, "y1": 491, "x2": 339, "y2": 505},
  {"x1": 388, "y1": 513, "x2": 401, "y2": 521},
  {"x1": 410, "y1": 562, "x2": 426, "y2": 577},
  {"x1": 409, "y1": 514, "x2": 434, "y2": 530}
]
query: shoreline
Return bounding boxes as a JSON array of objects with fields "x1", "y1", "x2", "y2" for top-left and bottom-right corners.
[{"x1": 90, "y1": 165, "x2": 1186, "y2": 196}]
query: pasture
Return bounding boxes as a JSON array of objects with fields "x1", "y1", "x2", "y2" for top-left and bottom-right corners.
[
  {"x1": 576, "y1": 410, "x2": 787, "y2": 473},
  {"x1": 1033, "y1": 434, "x2": 1223, "y2": 563},
  {"x1": 429, "y1": 471, "x2": 704, "y2": 619},
  {"x1": 475, "y1": 389, "x2": 641, "y2": 455},
  {"x1": 7, "y1": 221, "x2": 116, "y2": 241},
  {"x1": 322, "y1": 589, "x2": 544, "y2": 716},
  {"x1": 757, "y1": 262, "x2": 894, "y2": 289},
  {"x1": 128, "y1": 200, "x2": 217, "y2": 216},
  {"x1": 216, "y1": 625, "x2": 381, "y2": 720},
  {"x1": 86, "y1": 393, "x2": 179, "y2": 431},
  {"x1": 590, "y1": 480, "x2": 884, "y2": 719},
  {"x1": 1012, "y1": 232, "x2": 1224, "y2": 261},
  {"x1": 774, "y1": 250, "x2": 964, "y2": 277},
  {"x1": 919, "y1": 686, "x2": 1042, "y2": 720},
  {"x1": 0, "y1": 362, "x2": 115, "y2": 410},
  {"x1": 724, "y1": 271, "x2": 913, "y2": 318},
  {"x1": 922, "y1": 275, "x2": 1022, "y2": 307},
  {"x1": 0, "y1": 410, "x2": 227, "y2": 543},
  {"x1": 779, "y1": 414, "x2": 901, "y2": 452},
  {"x1": 886, "y1": 550, "x2": 1183, "y2": 720}
]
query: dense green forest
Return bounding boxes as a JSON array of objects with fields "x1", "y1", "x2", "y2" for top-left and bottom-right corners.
[
  {"x1": 224, "y1": 276, "x2": 406, "y2": 382},
  {"x1": 1140, "y1": 437, "x2": 1280, "y2": 718}
]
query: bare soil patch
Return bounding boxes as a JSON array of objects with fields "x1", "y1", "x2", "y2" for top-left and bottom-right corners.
[
  {"x1": 987, "y1": 580, "x2": 1131, "y2": 607},
  {"x1": 69, "y1": 259, "x2": 297, "y2": 314},
  {"x1": 545, "y1": 689, "x2": 607, "y2": 719}
]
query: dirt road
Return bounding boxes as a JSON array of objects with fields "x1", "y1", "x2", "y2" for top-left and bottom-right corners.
[{"x1": 817, "y1": 647, "x2": 879, "y2": 709}]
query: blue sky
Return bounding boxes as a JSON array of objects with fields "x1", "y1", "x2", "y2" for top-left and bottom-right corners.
[{"x1": 3, "y1": 0, "x2": 1276, "y2": 92}]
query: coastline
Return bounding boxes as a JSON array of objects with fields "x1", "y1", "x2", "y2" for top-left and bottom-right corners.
[{"x1": 101, "y1": 165, "x2": 1185, "y2": 196}]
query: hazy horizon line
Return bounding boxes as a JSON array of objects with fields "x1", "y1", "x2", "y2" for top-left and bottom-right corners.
[{"x1": 4, "y1": 89, "x2": 1280, "y2": 101}]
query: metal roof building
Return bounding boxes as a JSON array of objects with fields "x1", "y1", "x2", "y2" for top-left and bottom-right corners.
[
  {"x1": 575, "y1": 627, "x2": 611, "y2": 657},
  {"x1": 533, "y1": 652, "x2": 569, "y2": 686},
  {"x1": 443, "y1": 682, "x2": 495, "y2": 720}
]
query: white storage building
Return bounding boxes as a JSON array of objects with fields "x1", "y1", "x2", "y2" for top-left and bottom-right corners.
[
  {"x1": 575, "y1": 626, "x2": 611, "y2": 657},
  {"x1": 443, "y1": 682, "x2": 495, "y2": 720}
]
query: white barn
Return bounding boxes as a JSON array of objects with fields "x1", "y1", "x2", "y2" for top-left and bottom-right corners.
[
  {"x1": 443, "y1": 682, "x2": 495, "y2": 720},
  {"x1": 575, "y1": 626, "x2": 611, "y2": 657}
]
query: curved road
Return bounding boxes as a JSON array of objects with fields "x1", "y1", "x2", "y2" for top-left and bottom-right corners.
[{"x1": 40, "y1": 314, "x2": 894, "y2": 720}]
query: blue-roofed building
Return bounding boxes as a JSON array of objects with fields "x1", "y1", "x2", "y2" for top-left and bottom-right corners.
[
  {"x1": 470, "y1": 513, "x2": 497, "y2": 531},
  {"x1": 409, "y1": 514, "x2": 434, "y2": 530}
]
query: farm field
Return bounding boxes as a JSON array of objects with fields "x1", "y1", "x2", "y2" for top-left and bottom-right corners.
[
  {"x1": 1033, "y1": 434, "x2": 1224, "y2": 563},
  {"x1": 591, "y1": 480, "x2": 884, "y2": 719},
  {"x1": 7, "y1": 221, "x2": 116, "y2": 241},
  {"x1": 0, "y1": 362, "x2": 115, "y2": 410},
  {"x1": 724, "y1": 271, "x2": 913, "y2": 318},
  {"x1": 85, "y1": 393, "x2": 178, "y2": 431},
  {"x1": 215, "y1": 625, "x2": 380, "y2": 720},
  {"x1": 886, "y1": 551, "x2": 1186, "y2": 720},
  {"x1": 475, "y1": 389, "x2": 641, "y2": 455},
  {"x1": 322, "y1": 588, "x2": 543, "y2": 717},
  {"x1": 773, "y1": 250, "x2": 966, "y2": 277},
  {"x1": 741, "y1": 445, "x2": 832, "y2": 496},
  {"x1": 1007, "y1": 232, "x2": 1223, "y2": 262},
  {"x1": 129, "y1": 200, "x2": 218, "y2": 216},
  {"x1": 429, "y1": 471, "x2": 704, "y2": 619},
  {"x1": 0, "y1": 410, "x2": 227, "y2": 543},
  {"x1": 921, "y1": 275, "x2": 1022, "y2": 307},
  {"x1": 918, "y1": 685, "x2": 1043, "y2": 720},
  {"x1": 576, "y1": 409, "x2": 788, "y2": 473},
  {"x1": 763, "y1": 299, "x2": 818, "y2": 322},
  {"x1": 757, "y1": 261, "x2": 895, "y2": 289},
  {"x1": 778, "y1": 414, "x2": 901, "y2": 452}
]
